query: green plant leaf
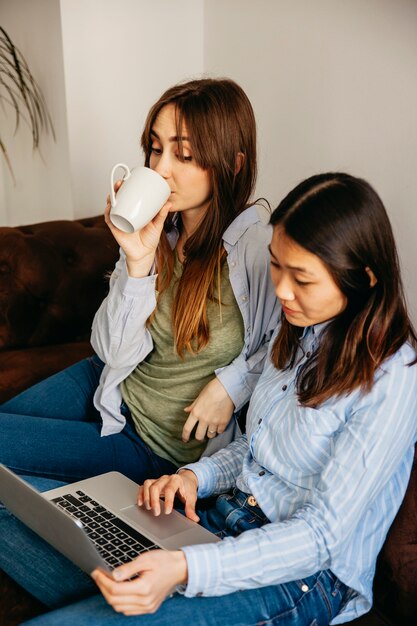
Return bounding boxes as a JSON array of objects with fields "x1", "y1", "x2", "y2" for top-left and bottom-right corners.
[{"x1": 0, "y1": 26, "x2": 55, "y2": 181}]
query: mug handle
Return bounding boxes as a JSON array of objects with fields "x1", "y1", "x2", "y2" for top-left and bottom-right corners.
[{"x1": 110, "y1": 163, "x2": 131, "y2": 207}]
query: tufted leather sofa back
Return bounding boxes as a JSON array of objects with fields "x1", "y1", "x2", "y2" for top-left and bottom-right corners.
[{"x1": 0, "y1": 216, "x2": 119, "y2": 351}]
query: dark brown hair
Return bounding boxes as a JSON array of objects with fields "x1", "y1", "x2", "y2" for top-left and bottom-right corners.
[
  {"x1": 140, "y1": 78, "x2": 257, "y2": 355},
  {"x1": 270, "y1": 172, "x2": 417, "y2": 406}
]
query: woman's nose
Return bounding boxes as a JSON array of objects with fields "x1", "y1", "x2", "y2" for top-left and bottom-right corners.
[
  {"x1": 275, "y1": 277, "x2": 295, "y2": 301},
  {"x1": 153, "y1": 153, "x2": 171, "y2": 179}
]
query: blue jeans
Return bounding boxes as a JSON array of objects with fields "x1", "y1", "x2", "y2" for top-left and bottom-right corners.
[
  {"x1": 0, "y1": 477, "x2": 348, "y2": 626},
  {"x1": 0, "y1": 356, "x2": 176, "y2": 484}
]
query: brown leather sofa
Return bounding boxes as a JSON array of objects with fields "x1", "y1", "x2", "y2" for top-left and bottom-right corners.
[
  {"x1": 0, "y1": 216, "x2": 416, "y2": 625},
  {"x1": 0, "y1": 215, "x2": 119, "y2": 404}
]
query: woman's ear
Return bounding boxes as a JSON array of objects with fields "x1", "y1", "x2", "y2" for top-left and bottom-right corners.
[
  {"x1": 365, "y1": 266, "x2": 378, "y2": 288},
  {"x1": 234, "y1": 152, "x2": 245, "y2": 175}
]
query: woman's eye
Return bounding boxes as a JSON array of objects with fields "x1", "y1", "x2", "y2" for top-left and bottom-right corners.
[
  {"x1": 151, "y1": 146, "x2": 162, "y2": 155},
  {"x1": 176, "y1": 153, "x2": 193, "y2": 162},
  {"x1": 295, "y1": 279, "x2": 311, "y2": 286}
]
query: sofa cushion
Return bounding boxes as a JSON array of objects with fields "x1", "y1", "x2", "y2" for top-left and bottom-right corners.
[
  {"x1": 0, "y1": 342, "x2": 95, "y2": 404},
  {"x1": 0, "y1": 216, "x2": 118, "y2": 350},
  {"x1": 372, "y1": 446, "x2": 417, "y2": 624}
]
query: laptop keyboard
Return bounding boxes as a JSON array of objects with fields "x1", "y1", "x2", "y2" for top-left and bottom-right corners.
[{"x1": 52, "y1": 490, "x2": 157, "y2": 568}]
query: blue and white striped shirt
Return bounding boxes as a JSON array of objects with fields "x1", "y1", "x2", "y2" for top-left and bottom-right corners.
[{"x1": 182, "y1": 323, "x2": 417, "y2": 623}]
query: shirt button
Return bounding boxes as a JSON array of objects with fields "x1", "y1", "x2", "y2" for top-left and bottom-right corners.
[
  {"x1": 231, "y1": 261, "x2": 236, "y2": 267},
  {"x1": 306, "y1": 352, "x2": 311, "y2": 358},
  {"x1": 241, "y1": 295, "x2": 248, "y2": 302},
  {"x1": 258, "y1": 418, "x2": 262, "y2": 425},
  {"x1": 259, "y1": 470, "x2": 265, "y2": 476},
  {"x1": 282, "y1": 384, "x2": 287, "y2": 391},
  {"x1": 301, "y1": 584, "x2": 309, "y2": 592}
]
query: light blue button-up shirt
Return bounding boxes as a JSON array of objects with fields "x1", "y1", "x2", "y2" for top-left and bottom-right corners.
[{"x1": 182, "y1": 324, "x2": 417, "y2": 623}]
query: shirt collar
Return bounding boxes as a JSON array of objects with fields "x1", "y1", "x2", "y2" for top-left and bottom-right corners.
[
  {"x1": 167, "y1": 205, "x2": 265, "y2": 248},
  {"x1": 222, "y1": 205, "x2": 263, "y2": 246},
  {"x1": 300, "y1": 320, "x2": 330, "y2": 341}
]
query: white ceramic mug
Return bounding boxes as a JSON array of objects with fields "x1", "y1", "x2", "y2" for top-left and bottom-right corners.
[{"x1": 109, "y1": 163, "x2": 171, "y2": 233}]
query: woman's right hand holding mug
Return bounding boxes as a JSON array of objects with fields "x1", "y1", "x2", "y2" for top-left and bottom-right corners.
[
  {"x1": 105, "y1": 163, "x2": 172, "y2": 278},
  {"x1": 105, "y1": 187, "x2": 171, "y2": 278}
]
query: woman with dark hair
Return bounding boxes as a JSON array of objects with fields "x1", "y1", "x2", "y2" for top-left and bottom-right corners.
[
  {"x1": 0, "y1": 78, "x2": 279, "y2": 483},
  {"x1": 1, "y1": 172, "x2": 416, "y2": 625},
  {"x1": 268, "y1": 172, "x2": 413, "y2": 405}
]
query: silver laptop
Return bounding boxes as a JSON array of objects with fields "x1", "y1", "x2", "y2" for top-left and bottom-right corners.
[{"x1": 0, "y1": 465, "x2": 219, "y2": 575}]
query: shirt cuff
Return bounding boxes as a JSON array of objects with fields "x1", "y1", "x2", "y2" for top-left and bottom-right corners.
[
  {"x1": 116, "y1": 261, "x2": 158, "y2": 300},
  {"x1": 181, "y1": 457, "x2": 219, "y2": 499},
  {"x1": 182, "y1": 543, "x2": 222, "y2": 597},
  {"x1": 215, "y1": 362, "x2": 251, "y2": 412}
]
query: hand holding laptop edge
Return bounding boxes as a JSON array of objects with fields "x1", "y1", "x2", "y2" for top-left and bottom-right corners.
[{"x1": 92, "y1": 548, "x2": 188, "y2": 616}]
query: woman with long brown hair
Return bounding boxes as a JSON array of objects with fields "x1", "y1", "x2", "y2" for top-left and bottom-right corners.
[{"x1": 0, "y1": 78, "x2": 279, "y2": 484}]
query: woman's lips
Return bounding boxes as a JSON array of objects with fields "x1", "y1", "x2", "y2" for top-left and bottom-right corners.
[{"x1": 282, "y1": 304, "x2": 299, "y2": 315}]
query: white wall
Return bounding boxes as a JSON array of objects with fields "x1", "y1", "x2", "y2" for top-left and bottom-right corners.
[
  {"x1": 204, "y1": 0, "x2": 417, "y2": 320},
  {"x1": 0, "y1": 0, "x2": 72, "y2": 225},
  {"x1": 60, "y1": 0, "x2": 204, "y2": 218}
]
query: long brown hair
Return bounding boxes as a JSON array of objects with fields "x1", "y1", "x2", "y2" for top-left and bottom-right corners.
[
  {"x1": 270, "y1": 172, "x2": 417, "y2": 406},
  {"x1": 141, "y1": 78, "x2": 257, "y2": 355}
]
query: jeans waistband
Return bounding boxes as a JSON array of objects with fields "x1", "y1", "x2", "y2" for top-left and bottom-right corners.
[{"x1": 228, "y1": 487, "x2": 270, "y2": 524}]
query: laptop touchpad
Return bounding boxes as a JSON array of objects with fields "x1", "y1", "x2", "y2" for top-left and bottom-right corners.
[{"x1": 120, "y1": 504, "x2": 192, "y2": 541}]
